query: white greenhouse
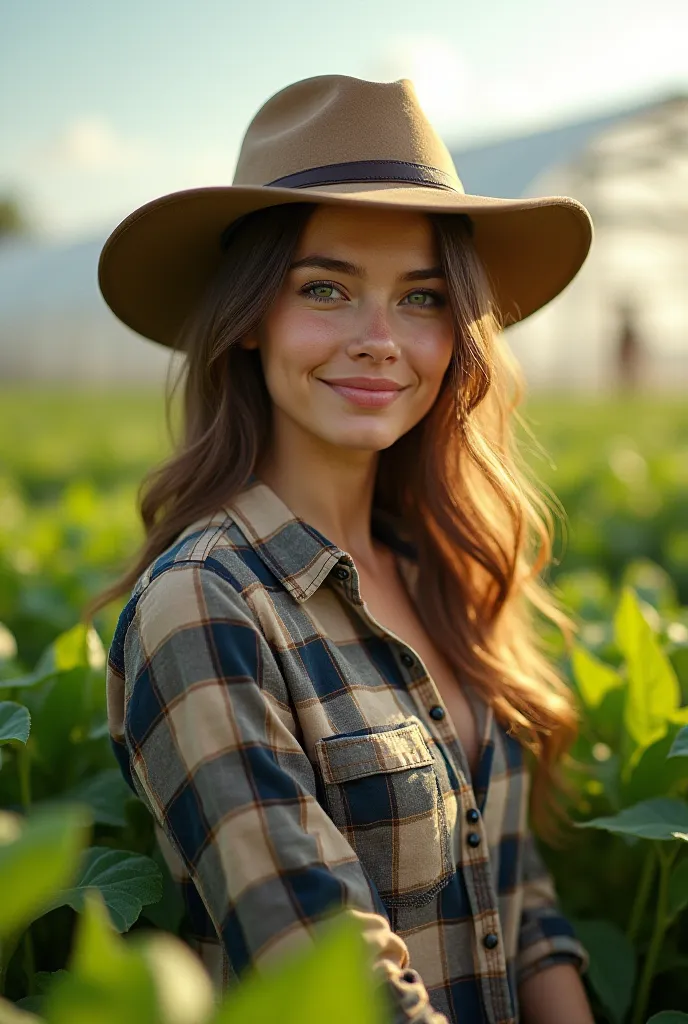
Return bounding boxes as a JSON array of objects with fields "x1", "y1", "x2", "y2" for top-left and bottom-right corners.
[{"x1": 1, "y1": 92, "x2": 686, "y2": 390}]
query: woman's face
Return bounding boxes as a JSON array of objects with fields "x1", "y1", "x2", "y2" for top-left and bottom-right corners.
[{"x1": 245, "y1": 204, "x2": 454, "y2": 455}]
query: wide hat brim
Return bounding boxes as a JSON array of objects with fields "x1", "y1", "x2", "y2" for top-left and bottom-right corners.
[{"x1": 98, "y1": 182, "x2": 593, "y2": 349}]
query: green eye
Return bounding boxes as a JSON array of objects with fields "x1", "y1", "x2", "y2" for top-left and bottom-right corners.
[
  {"x1": 303, "y1": 282, "x2": 343, "y2": 303},
  {"x1": 404, "y1": 290, "x2": 444, "y2": 308}
]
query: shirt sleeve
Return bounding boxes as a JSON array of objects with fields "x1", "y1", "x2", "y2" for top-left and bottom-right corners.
[
  {"x1": 116, "y1": 561, "x2": 449, "y2": 1024},
  {"x1": 516, "y1": 825, "x2": 589, "y2": 987}
]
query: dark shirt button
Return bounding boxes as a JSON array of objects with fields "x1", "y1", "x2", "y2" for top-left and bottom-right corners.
[
  {"x1": 484, "y1": 933, "x2": 499, "y2": 950},
  {"x1": 400, "y1": 652, "x2": 415, "y2": 668},
  {"x1": 467, "y1": 832, "x2": 481, "y2": 848},
  {"x1": 333, "y1": 566, "x2": 350, "y2": 581},
  {"x1": 429, "y1": 705, "x2": 445, "y2": 721},
  {"x1": 401, "y1": 970, "x2": 418, "y2": 984},
  {"x1": 466, "y1": 808, "x2": 480, "y2": 824}
]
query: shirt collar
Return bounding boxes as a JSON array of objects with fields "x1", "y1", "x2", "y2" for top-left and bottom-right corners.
[{"x1": 224, "y1": 476, "x2": 417, "y2": 604}]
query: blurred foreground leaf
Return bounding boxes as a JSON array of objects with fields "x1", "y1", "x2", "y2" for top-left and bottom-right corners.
[
  {"x1": 0, "y1": 806, "x2": 90, "y2": 940},
  {"x1": 44, "y1": 892, "x2": 157, "y2": 1024},
  {"x1": 214, "y1": 911, "x2": 388, "y2": 1024}
]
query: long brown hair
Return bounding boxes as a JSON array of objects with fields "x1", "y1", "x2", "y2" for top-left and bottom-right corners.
[{"x1": 86, "y1": 201, "x2": 580, "y2": 839}]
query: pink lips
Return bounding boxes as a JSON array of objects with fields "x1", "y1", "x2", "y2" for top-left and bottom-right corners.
[{"x1": 319, "y1": 376, "x2": 408, "y2": 409}]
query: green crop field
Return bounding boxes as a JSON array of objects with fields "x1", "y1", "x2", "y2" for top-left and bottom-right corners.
[{"x1": 1, "y1": 388, "x2": 687, "y2": 1023}]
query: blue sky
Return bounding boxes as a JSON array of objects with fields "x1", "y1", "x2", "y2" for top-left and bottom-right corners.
[{"x1": 1, "y1": 0, "x2": 685, "y2": 241}]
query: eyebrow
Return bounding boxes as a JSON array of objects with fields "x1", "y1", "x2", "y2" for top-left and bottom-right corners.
[{"x1": 288, "y1": 255, "x2": 445, "y2": 282}]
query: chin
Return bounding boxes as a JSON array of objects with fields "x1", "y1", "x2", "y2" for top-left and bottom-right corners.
[{"x1": 322, "y1": 425, "x2": 403, "y2": 452}]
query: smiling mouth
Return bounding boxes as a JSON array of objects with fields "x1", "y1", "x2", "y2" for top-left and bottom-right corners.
[{"x1": 318, "y1": 379, "x2": 408, "y2": 409}]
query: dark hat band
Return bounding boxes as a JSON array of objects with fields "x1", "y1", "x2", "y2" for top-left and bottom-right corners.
[
  {"x1": 220, "y1": 160, "x2": 473, "y2": 251},
  {"x1": 266, "y1": 159, "x2": 460, "y2": 192}
]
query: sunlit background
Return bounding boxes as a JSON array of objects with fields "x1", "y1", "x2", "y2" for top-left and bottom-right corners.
[
  {"x1": 2, "y1": 8, "x2": 688, "y2": 1020},
  {"x1": 2, "y1": 0, "x2": 687, "y2": 389},
  {"x1": 0, "y1": 0, "x2": 687, "y2": 644}
]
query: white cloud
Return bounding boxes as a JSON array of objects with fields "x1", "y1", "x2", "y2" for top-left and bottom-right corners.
[
  {"x1": 173, "y1": 142, "x2": 242, "y2": 187},
  {"x1": 33, "y1": 116, "x2": 153, "y2": 171}
]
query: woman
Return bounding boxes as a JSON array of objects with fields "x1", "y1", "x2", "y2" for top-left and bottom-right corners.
[{"x1": 94, "y1": 75, "x2": 595, "y2": 1024}]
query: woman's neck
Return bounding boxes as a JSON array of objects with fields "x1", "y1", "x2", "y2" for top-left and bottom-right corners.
[{"x1": 256, "y1": 419, "x2": 381, "y2": 564}]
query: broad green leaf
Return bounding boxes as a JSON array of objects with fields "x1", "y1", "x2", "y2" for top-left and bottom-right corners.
[
  {"x1": 614, "y1": 587, "x2": 680, "y2": 750},
  {"x1": 624, "y1": 730, "x2": 688, "y2": 805},
  {"x1": 571, "y1": 919, "x2": 635, "y2": 1024},
  {"x1": 579, "y1": 685, "x2": 626, "y2": 751},
  {"x1": 41, "y1": 847, "x2": 162, "y2": 933},
  {"x1": 576, "y1": 798, "x2": 688, "y2": 841},
  {"x1": 646, "y1": 1015, "x2": 688, "y2": 1023},
  {"x1": 213, "y1": 911, "x2": 387, "y2": 1024},
  {"x1": 44, "y1": 891, "x2": 158, "y2": 1024},
  {"x1": 668, "y1": 858, "x2": 688, "y2": 920},
  {"x1": 58, "y1": 770, "x2": 135, "y2": 829},
  {"x1": 37, "y1": 624, "x2": 105, "y2": 676},
  {"x1": 571, "y1": 645, "x2": 624, "y2": 710},
  {"x1": 0, "y1": 670, "x2": 53, "y2": 692},
  {"x1": 668, "y1": 726, "x2": 688, "y2": 759},
  {"x1": 140, "y1": 845, "x2": 185, "y2": 934},
  {"x1": 26, "y1": 661, "x2": 106, "y2": 770},
  {"x1": 0, "y1": 703, "x2": 30, "y2": 746},
  {"x1": 0, "y1": 625, "x2": 107, "y2": 694},
  {"x1": 0, "y1": 806, "x2": 90, "y2": 940}
]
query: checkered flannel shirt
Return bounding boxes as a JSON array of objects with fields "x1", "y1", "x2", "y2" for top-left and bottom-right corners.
[{"x1": 106, "y1": 477, "x2": 588, "y2": 1024}]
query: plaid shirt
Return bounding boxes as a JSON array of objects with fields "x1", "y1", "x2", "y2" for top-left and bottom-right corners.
[{"x1": 106, "y1": 477, "x2": 588, "y2": 1024}]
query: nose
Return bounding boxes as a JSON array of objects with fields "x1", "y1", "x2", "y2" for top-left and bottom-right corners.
[{"x1": 347, "y1": 303, "x2": 400, "y2": 363}]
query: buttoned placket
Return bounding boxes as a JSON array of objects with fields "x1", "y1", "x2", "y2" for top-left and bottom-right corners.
[{"x1": 329, "y1": 556, "x2": 516, "y2": 1024}]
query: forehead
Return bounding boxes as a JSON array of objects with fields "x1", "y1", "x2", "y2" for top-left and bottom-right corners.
[{"x1": 295, "y1": 203, "x2": 437, "y2": 260}]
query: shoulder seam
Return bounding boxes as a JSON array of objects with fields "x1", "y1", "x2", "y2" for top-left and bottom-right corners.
[
  {"x1": 108, "y1": 557, "x2": 251, "y2": 675},
  {"x1": 145, "y1": 555, "x2": 244, "y2": 595}
]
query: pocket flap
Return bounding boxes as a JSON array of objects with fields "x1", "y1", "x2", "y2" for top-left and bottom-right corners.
[{"x1": 316, "y1": 720, "x2": 434, "y2": 785}]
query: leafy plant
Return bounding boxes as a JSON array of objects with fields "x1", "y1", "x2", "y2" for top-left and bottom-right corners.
[
  {"x1": 545, "y1": 585, "x2": 688, "y2": 1022},
  {"x1": 0, "y1": 810, "x2": 388, "y2": 1024},
  {"x1": 1, "y1": 391, "x2": 688, "y2": 1021}
]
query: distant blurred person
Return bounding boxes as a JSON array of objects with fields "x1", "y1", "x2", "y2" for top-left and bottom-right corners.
[
  {"x1": 90, "y1": 75, "x2": 595, "y2": 1024},
  {"x1": 615, "y1": 300, "x2": 644, "y2": 392}
]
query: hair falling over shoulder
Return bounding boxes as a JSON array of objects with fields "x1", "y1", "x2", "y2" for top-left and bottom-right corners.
[{"x1": 86, "y1": 201, "x2": 581, "y2": 842}]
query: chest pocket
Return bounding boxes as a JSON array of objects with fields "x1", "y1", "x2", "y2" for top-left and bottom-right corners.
[{"x1": 314, "y1": 718, "x2": 453, "y2": 907}]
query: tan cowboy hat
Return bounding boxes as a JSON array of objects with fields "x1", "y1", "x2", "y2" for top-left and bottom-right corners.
[{"x1": 98, "y1": 74, "x2": 594, "y2": 348}]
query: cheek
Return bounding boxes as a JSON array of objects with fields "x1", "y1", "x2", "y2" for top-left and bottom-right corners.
[
  {"x1": 412, "y1": 325, "x2": 455, "y2": 391},
  {"x1": 263, "y1": 307, "x2": 340, "y2": 379}
]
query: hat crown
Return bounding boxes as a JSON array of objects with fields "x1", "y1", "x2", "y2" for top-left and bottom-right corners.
[{"x1": 232, "y1": 74, "x2": 464, "y2": 191}]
